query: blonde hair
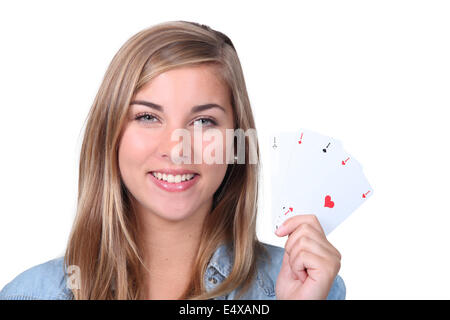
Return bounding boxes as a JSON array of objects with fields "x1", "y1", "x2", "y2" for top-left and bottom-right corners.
[{"x1": 64, "y1": 20, "x2": 267, "y2": 299}]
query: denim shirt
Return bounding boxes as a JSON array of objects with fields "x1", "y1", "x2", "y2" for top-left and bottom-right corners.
[{"x1": 0, "y1": 242, "x2": 345, "y2": 300}]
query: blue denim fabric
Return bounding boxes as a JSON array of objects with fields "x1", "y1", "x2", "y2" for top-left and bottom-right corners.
[{"x1": 0, "y1": 242, "x2": 345, "y2": 300}]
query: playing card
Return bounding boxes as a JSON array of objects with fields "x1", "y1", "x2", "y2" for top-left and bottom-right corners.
[
  {"x1": 274, "y1": 129, "x2": 344, "y2": 230},
  {"x1": 271, "y1": 128, "x2": 373, "y2": 235},
  {"x1": 269, "y1": 131, "x2": 296, "y2": 228},
  {"x1": 304, "y1": 161, "x2": 373, "y2": 235}
]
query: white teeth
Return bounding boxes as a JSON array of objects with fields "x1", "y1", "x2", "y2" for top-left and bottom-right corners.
[{"x1": 152, "y1": 172, "x2": 195, "y2": 183}]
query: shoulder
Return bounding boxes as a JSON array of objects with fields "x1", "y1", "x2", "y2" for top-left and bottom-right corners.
[
  {"x1": 255, "y1": 242, "x2": 346, "y2": 300},
  {"x1": 0, "y1": 257, "x2": 73, "y2": 300}
]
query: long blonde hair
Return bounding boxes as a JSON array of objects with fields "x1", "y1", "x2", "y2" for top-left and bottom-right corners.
[{"x1": 64, "y1": 20, "x2": 267, "y2": 299}]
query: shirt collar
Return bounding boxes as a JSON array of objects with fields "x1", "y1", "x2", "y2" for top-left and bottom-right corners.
[
  {"x1": 206, "y1": 241, "x2": 276, "y2": 297},
  {"x1": 207, "y1": 242, "x2": 233, "y2": 278}
]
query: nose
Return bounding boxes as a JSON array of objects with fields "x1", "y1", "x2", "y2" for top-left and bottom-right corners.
[{"x1": 156, "y1": 126, "x2": 193, "y2": 165}]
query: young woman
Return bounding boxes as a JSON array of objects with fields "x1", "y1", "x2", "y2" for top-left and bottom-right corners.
[{"x1": 0, "y1": 20, "x2": 345, "y2": 300}]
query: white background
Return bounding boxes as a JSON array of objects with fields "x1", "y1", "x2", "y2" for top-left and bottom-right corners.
[{"x1": 1, "y1": 0, "x2": 449, "y2": 299}]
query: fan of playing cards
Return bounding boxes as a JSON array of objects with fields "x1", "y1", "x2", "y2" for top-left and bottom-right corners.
[{"x1": 269, "y1": 129, "x2": 374, "y2": 235}]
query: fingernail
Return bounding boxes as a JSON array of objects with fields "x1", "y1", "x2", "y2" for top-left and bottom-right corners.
[{"x1": 275, "y1": 225, "x2": 284, "y2": 236}]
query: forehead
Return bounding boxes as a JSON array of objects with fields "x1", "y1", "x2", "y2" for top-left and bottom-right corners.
[{"x1": 134, "y1": 64, "x2": 230, "y2": 105}]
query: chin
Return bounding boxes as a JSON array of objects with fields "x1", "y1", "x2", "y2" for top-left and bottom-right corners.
[{"x1": 149, "y1": 202, "x2": 199, "y2": 222}]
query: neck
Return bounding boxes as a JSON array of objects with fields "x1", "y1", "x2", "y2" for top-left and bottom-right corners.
[
  {"x1": 135, "y1": 199, "x2": 213, "y2": 299},
  {"x1": 135, "y1": 199, "x2": 213, "y2": 275}
]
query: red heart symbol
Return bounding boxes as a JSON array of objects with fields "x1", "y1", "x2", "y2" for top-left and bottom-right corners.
[{"x1": 324, "y1": 195, "x2": 335, "y2": 208}]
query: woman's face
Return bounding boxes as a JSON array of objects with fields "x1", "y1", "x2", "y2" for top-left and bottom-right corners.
[{"x1": 118, "y1": 64, "x2": 235, "y2": 222}]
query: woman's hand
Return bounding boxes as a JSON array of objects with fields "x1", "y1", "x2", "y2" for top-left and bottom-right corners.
[{"x1": 275, "y1": 214, "x2": 341, "y2": 300}]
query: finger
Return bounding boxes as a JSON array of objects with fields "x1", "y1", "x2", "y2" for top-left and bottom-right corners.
[
  {"x1": 279, "y1": 251, "x2": 306, "y2": 282},
  {"x1": 287, "y1": 235, "x2": 339, "y2": 262},
  {"x1": 289, "y1": 249, "x2": 326, "y2": 282},
  {"x1": 284, "y1": 224, "x2": 323, "y2": 255},
  {"x1": 276, "y1": 214, "x2": 325, "y2": 237},
  {"x1": 284, "y1": 225, "x2": 341, "y2": 261}
]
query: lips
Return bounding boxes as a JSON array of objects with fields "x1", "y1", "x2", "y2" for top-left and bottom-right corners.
[
  {"x1": 148, "y1": 171, "x2": 200, "y2": 192},
  {"x1": 150, "y1": 171, "x2": 197, "y2": 183},
  {"x1": 149, "y1": 168, "x2": 199, "y2": 175}
]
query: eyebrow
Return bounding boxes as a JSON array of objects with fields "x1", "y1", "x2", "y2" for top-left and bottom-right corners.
[{"x1": 130, "y1": 100, "x2": 226, "y2": 114}]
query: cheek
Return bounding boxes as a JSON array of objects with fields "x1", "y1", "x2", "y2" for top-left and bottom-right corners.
[
  {"x1": 198, "y1": 129, "x2": 232, "y2": 189},
  {"x1": 202, "y1": 162, "x2": 229, "y2": 193},
  {"x1": 118, "y1": 127, "x2": 157, "y2": 174},
  {"x1": 198, "y1": 129, "x2": 234, "y2": 164}
]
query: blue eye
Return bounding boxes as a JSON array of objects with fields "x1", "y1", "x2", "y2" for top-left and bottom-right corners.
[
  {"x1": 135, "y1": 113, "x2": 158, "y2": 123},
  {"x1": 193, "y1": 117, "x2": 217, "y2": 127},
  {"x1": 134, "y1": 113, "x2": 217, "y2": 127}
]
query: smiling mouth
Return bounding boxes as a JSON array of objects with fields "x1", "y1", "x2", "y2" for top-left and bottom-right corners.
[{"x1": 149, "y1": 171, "x2": 199, "y2": 183}]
